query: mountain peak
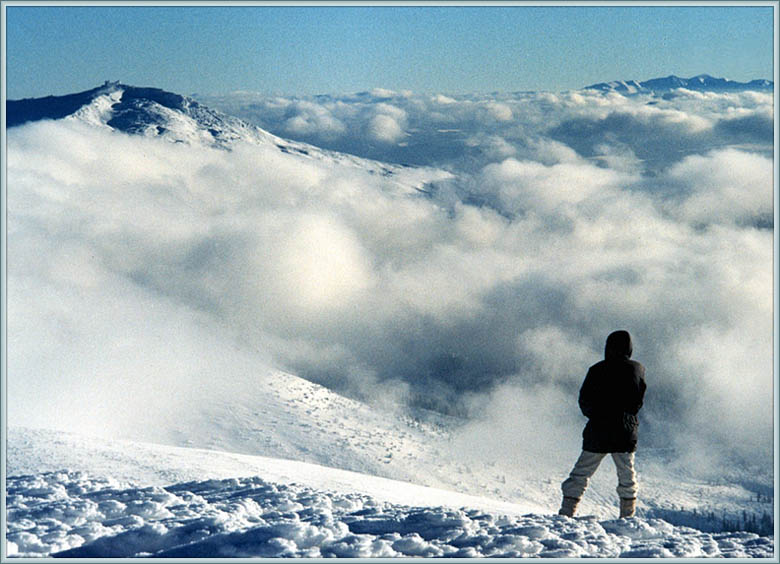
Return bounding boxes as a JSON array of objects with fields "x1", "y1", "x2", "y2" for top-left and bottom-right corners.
[
  {"x1": 7, "y1": 82, "x2": 261, "y2": 148},
  {"x1": 7, "y1": 82, "x2": 198, "y2": 125}
]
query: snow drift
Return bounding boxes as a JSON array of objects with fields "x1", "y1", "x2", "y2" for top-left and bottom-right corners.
[
  {"x1": 10, "y1": 471, "x2": 771, "y2": 558},
  {"x1": 6, "y1": 428, "x2": 774, "y2": 558}
]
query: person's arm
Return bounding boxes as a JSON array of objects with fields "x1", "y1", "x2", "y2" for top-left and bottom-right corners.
[
  {"x1": 624, "y1": 364, "x2": 646, "y2": 415},
  {"x1": 578, "y1": 368, "x2": 597, "y2": 418}
]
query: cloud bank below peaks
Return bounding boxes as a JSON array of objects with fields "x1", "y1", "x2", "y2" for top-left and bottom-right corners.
[
  {"x1": 200, "y1": 88, "x2": 773, "y2": 175},
  {"x1": 7, "y1": 85, "x2": 775, "y2": 481}
]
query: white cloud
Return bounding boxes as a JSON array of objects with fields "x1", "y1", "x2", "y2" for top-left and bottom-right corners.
[
  {"x1": 368, "y1": 113, "x2": 406, "y2": 144},
  {"x1": 248, "y1": 212, "x2": 376, "y2": 318},
  {"x1": 516, "y1": 326, "x2": 596, "y2": 387},
  {"x1": 464, "y1": 134, "x2": 517, "y2": 161},
  {"x1": 478, "y1": 156, "x2": 632, "y2": 216},
  {"x1": 526, "y1": 138, "x2": 580, "y2": 165},
  {"x1": 200, "y1": 88, "x2": 773, "y2": 175},
  {"x1": 282, "y1": 101, "x2": 346, "y2": 139},
  {"x1": 453, "y1": 382, "x2": 583, "y2": 478},
  {"x1": 486, "y1": 101, "x2": 513, "y2": 122},
  {"x1": 666, "y1": 148, "x2": 773, "y2": 225},
  {"x1": 370, "y1": 87, "x2": 397, "y2": 98},
  {"x1": 7, "y1": 85, "x2": 774, "y2": 478},
  {"x1": 364, "y1": 104, "x2": 408, "y2": 144},
  {"x1": 432, "y1": 94, "x2": 457, "y2": 105}
]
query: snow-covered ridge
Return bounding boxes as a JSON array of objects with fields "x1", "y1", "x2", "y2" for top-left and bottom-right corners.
[
  {"x1": 584, "y1": 74, "x2": 773, "y2": 94},
  {"x1": 6, "y1": 429, "x2": 774, "y2": 558},
  {"x1": 6, "y1": 81, "x2": 453, "y2": 193}
]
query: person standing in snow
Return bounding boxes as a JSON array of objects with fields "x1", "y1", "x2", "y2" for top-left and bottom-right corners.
[{"x1": 558, "y1": 330, "x2": 647, "y2": 519}]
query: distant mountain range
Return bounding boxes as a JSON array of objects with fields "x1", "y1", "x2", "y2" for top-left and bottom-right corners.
[{"x1": 584, "y1": 74, "x2": 773, "y2": 94}]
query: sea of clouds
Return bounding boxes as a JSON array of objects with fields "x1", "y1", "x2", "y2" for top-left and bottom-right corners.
[{"x1": 7, "y1": 86, "x2": 774, "y2": 480}]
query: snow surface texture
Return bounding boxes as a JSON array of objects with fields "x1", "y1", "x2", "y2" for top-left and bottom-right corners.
[{"x1": 6, "y1": 430, "x2": 774, "y2": 558}]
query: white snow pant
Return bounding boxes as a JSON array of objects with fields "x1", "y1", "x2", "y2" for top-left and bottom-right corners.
[{"x1": 562, "y1": 450, "x2": 638, "y2": 500}]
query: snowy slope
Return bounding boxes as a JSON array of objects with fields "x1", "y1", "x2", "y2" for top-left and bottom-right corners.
[
  {"x1": 6, "y1": 428, "x2": 774, "y2": 558},
  {"x1": 6, "y1": 360, "x2": 774, "y2": 558},
  {"x1": 8, "y1": 353, "x2": 771, "y2": 536},
  {"x1": 6, "y1": 427, "x2": 540, "y2": 517},
  {"x1": 49, "y1": 363, "x2": 464, "y2": 492},
  {"x1": 5, "y1": 361, "x2": 774, "y2": 558}
]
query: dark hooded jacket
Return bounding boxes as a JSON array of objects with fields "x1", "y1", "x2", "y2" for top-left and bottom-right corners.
[{"x1": 579, "y1": 330, "x2": 646, "y2": 453}]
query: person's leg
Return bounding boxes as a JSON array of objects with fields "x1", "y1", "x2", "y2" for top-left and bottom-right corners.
[
  {"x1": 559, "y1": 450, "x2": 607, "y2": 515},
  {"x1": 611, "y1": 452, "x2": 638, "y2": 517},
  {"x1": 611, "y1": 452, "x2": 638, "y2": 498}
]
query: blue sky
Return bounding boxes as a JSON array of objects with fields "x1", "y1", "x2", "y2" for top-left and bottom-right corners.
[{"x1": 3, "y1": 4, "x2": 776, "y2": 99}]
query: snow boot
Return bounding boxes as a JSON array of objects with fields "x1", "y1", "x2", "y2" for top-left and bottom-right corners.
[
  {"x1": 619, "y1": 497, "x2": 636, "y2": 518},
  {"x1": 558, "y1": 496, "x2": 579, "y2": 517}
]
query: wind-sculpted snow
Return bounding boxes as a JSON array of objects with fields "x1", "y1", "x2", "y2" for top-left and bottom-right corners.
[{"x1": 7, "y1": 471, "x2": 773, "y2": 558}]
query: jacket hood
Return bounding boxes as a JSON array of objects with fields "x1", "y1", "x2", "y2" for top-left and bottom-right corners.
[{"x1": 605, "y1": 330, "x2": 633, "y2": 359}]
